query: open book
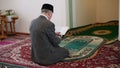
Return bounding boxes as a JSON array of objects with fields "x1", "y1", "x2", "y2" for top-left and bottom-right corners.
[{"x1": 55, "y1": 26, "x2": 69, "y2": 36}]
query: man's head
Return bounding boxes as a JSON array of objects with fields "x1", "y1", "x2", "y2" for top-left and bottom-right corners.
[{"x1": 41, "y1": 3, "x2": 54, "y2": 20}]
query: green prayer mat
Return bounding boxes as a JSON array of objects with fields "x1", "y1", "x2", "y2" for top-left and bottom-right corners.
[
  {"x1": 59, "y1": 36, "x2": 104, "y2": 61},
  {"x1": 63, "y1": 20, "x2": 118, "y2": 44}
]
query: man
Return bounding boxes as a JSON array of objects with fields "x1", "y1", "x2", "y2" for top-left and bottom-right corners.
[{"x1": 29, "y1": 3, "x2": 69, "y2": 65}]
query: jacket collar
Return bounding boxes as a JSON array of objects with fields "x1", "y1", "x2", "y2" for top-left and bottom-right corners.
[{"x1": 40, "y1": 14, "x2": 48, "y2": 20}]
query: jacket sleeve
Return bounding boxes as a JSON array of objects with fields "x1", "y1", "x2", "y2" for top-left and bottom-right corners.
[{"x1": 46, "y1": 23, "x2": 61, "y2": 47}]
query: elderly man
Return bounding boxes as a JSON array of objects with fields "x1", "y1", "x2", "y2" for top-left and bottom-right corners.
[{"x1": 29, "y1": 3, "x2": 69, "y2": 65}]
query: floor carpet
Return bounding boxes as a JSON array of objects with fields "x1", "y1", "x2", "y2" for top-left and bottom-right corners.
[{"x1": 0, "y1": 34, "x2": 120, "y2": 68}]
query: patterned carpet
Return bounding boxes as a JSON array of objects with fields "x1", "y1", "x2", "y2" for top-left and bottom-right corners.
[{"x1": 0, "y1": 34, "x2": 120, "y2": 68}]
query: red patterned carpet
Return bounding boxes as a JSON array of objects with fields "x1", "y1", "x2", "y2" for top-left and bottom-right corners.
[{"x1": 0, "y1": 34, "x2": 120, "y2": 68}]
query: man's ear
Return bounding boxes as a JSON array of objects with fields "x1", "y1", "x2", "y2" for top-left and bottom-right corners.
[{"x1": 48, "y1": 11, "x2": 52, "y2": 16}]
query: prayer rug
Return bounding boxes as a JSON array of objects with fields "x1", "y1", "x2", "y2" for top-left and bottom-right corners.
[
  {"x1": 63, "y1": 20, "x2": 118, "y2": 44},
  {"x1": 59, "y1": 36, "x2": 104, "y2": 61}
]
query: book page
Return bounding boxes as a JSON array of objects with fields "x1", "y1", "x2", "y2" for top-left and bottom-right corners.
[
  {"x1": 60, "y1": 27, "x2": 69, "y2": 35},
  {"x1": 55, "y1": 26, "x2": 69, "y2": 36}
]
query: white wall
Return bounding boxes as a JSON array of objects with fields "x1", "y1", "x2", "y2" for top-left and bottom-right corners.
[
  {"x1": 0, "y1": 0, "x2": 69, "y2": 33},
  {"x1": 0, "y1": 0, "x2": 118, "y2": 33},
  {"x1": 72, "y1": 0, "x2": 97, "y2": 27},
  {"x1": 96, "y1": 0, "x2": 119, "y2": 22}
]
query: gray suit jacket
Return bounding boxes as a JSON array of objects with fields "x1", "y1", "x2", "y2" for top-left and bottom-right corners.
[{"x1": 29, "y1": 15, "x2": 69, "y2": 65}]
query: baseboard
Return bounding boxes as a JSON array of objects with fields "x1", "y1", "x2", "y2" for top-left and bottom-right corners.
[{"x1": 16, "y1": 32, "x2": 30, "y2": 35}]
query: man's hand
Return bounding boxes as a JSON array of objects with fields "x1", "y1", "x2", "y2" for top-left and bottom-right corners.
[
  {"x1": 55, "y1": 32, "x2": 61, "y2": 36},
  {"x1": 55, "y1": 32, "x2": 62, "y2": 38}
]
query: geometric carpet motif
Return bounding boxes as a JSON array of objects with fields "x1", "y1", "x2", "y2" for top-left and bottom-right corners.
[
  {"x1": 63, "y1": 20, "x2": 118, "y2": 44},
  {"x1": 0, "y1": 34, "x2": 120, "y2": 68}
]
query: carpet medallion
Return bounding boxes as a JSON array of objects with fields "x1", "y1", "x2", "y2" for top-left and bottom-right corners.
[{"x1": 93, "y1": 30, "x2": 111, "y2": 35}]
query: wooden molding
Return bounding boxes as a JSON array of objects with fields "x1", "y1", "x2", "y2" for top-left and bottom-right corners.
[{"x1": 16, "y1": 32, "x2": 30, "y2": 35}]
